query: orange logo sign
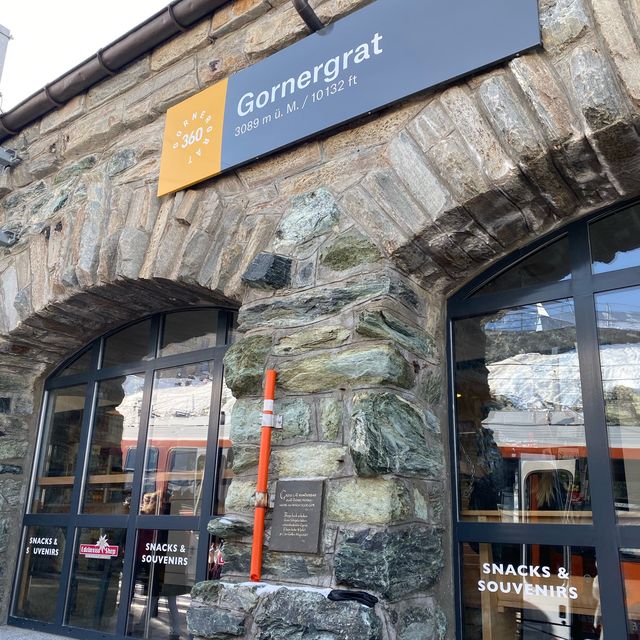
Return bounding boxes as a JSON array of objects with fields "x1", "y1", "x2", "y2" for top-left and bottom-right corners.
[{"x1": 158, "y1": 79, "x2": 228, "y2": 196}]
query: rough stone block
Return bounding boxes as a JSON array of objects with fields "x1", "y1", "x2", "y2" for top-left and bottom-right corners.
[
  {"x1": 387, "y1": 132, "x2": 451, "y2": 222},
  {"x1": 238, "y1": 274, "x2": 416, "y2": 329},
  {"x1": 274, "y1": 188, "x2": 339, "y2": 250},
  {"x1": 244, "y1": 4, "x2": 306, "y2": 60},
  {"x1": 395, "y1": 604, "x2": 447, "y2": 640},
  {"x1": 224, "y1": 479, "x2": 256, "y2": 514},
  {"x1": 211, "y1": 0, "x2": 271, "y2": 38},
  {"x1": 229, "y1": 397, "x2": 311, "y2": 442},
  {"x1": 320, "y1": 397, "x2": 343, "y2": 440},
  {"x1": 350, "y1": 392, "x2": 443, "y2": 477},
  {"x1": 238, "y1": 142, "x2": 321, "y2": 189},
  {"x1": 86, "y1": 58, "x2": 151, "y2": 109},
  {"x1": 187, "y1": 604, "x2": 246, "y2": 639},
  {"x1": 230, "y1": 444, "x2": 260, "y2": 474},
  {"x1": 509, "y1": 53, "x2": 581, "y2": 146},
  {"x1": 440, "y1": 85, "x2": 515, "y2": 184},
  {"x1": 254, "y1": 588, "x2": 382, "y2": 640},
  {"x1": 222, "y1": 335, "x2": 272, "y2": 397},
  {"x1": 540, "y1": 0, "x2": 590, "y2": 52},
  {"x1": 327, "y1": 478, "x2": 411, "y2": 524},
  {"x1": 63, "y1": 100, "x2": 125, "y2": 158},
  {"x1": 334, "y1": 525, "x2": 444, "y2": 599},
  {"x1": 151, "y1": 18, "x2": 211, "y2": 71},
  {"x1": 241, "y1": 252, "x2": 292, "y2": 290},
  {"x1": 356, "y1": 309, "x2": 435, "y2": 359},
  {"x1": 207, "y1": 516, "x2": 253, "y2": 539},
  {"x1": 278, "y1": 343, "x2": 414, "y2": 393},
  {"x1": 197, "y1": 41, "x2": 249, "y2": 86},
  {"x1": 273, "y1": 325, "x2": 350, "y2": 355},
  {"x1": 320, "y1": 231, "x2": 381, "y2": 271},
  {"x1": 40, "y1": 96, "x2": 87, "y2": 135},
  {"x1": 569, "y1": 46, "x2": 627, "y2": 130},
  {"x1": 273, "y1": 445, "x2": 347, "y2": 477},
  {"x1": 339, "y1": 186, "x2": 414, "y2": 257},
  {"x1": 361, "y1": 169, "x2": 433, "y2": 237}
]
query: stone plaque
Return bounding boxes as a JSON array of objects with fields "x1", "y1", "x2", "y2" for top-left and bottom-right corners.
[{"x1": 270, "y1": 480, "x2": 324, "y2": 553}]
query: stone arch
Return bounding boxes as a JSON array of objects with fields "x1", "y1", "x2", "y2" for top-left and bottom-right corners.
[{"x1": 0, "y1": 277, "x2": 237, "y2": 620}]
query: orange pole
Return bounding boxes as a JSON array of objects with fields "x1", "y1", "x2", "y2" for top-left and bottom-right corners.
[{"x1": 250, "y1": 369, "x2": 276, "y2": 582}]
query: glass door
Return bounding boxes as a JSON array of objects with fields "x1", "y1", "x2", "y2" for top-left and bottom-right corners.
[{"x1": 10, "y1": 308, "x2": 236, "y2": 640}]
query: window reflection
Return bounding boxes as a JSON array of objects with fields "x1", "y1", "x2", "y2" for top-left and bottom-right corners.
[
  {"x1": 621, "y1": 549, "x2": 640, "y2": 638},
  {"x1": 597, "y1": 287, "x2": 640, "y2": 521},
  {"x1": 454, "y1": 300, "x2": 591, "y2": 523},
  {"x1": 463, "y1": 542, "x2": 599, "y2": 639},
  {"x1": 140, "y1": 363, "x2": 215, "y2": 517},
  {"x1": 591, "y1": 203, "x2": 640, "y2": 274},
  {"x1": 159, "y1": 309, "x2": 219, "y2": 357},
  {"x1": 66, "y1": 527, "x2": 126, "y2": 633},
  {"x1": 127, "y1": 530, "x2": 197, "y2": 640},
  {"x1": 83, "y1": 375, "x2": 145, "y2": 514},
  {"x1": 472, "y1": 236, "x2": 571, "y2": 297},
  {"x1": 31, "y1": 386, "x2": 86, "y2": 513},
  {"x1": 13, "y1": 526, "x2": 66, "y2": 622}
]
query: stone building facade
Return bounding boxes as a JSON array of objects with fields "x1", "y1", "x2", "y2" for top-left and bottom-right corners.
[{"x1": 1, "y1": 0, "x2": 640, "y2": 638}]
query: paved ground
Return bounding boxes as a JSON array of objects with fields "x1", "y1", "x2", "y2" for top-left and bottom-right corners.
[{"x1": 0, "y1": 626, "x2": 70, "y2": 640}]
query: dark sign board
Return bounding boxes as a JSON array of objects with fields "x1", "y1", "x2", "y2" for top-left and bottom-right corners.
[
  {"x1": 270, "y1": 479, "x2": 324, "y2": 554},
  {"x1": 159, "y1": 0, "x2": 541, "y2": 194}
]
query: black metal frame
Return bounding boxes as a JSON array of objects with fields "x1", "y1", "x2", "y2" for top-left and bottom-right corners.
[
  {"x1": 8, "y1": 307, "x2": 236, "y2": 640},
  {"x1": 448, "y1": 199, "x2": 640, "y2": 639}
]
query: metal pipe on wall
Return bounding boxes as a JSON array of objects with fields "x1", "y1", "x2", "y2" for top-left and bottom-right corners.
[{"x1": 250, "y1": 369, "x2": 277, "y2": 582}]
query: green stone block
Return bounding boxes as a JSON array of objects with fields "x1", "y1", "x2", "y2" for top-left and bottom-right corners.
[
  {"x1": 356, "y1": 309, "x2": 435, "y2": 358},
  {"x1": 229, "y1": 398, "x2": 311, "y2": 443},
  {"x1": 334, "y1": 525, "x2": 444, "y2": 599},
  {"x1": 222, "y1": 335, "x2": 271, "y2": 397},
  {"x1": 320, "y1": 397, "x2": 343, "y2": 440},
  {"x1": 320, "y1": 232, "x2": 381, "y2": 271},
  {"x1": 327, "y1": 478, "x2": 411, "y2": 524},
  {"x1": 350, "y1": 392, "x2": 443, "y2": 477},
  {"x1": 278, "y1": 344, "x2": 414, "y2": 393},
  {"x1": 273, "y1": 325, "x2": 350, "y2": 355}
]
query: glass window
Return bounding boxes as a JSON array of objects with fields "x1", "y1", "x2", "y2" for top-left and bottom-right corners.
[
  {"x1": 31, "y1": 386, "x2": 86, "y2": 513},
  {"x1": 454, "y1": 300, "x2": 590, "y2": 523},
  {"x1": 471, "y1": 236, "x2": 571, "y2": 297},
  {"x1": 102, "y1": 319, "x2": 152, "y2": 368},
  {"x1": 13, "y1": 526, "x2": 66, "y2": 622},
  {"x1": 13, "y1": 307, "x2": 234, "y2": 638},
  {"x1": 127, "y1": 530, "x2": 198, "y2": 640},
  {"x1": 596, "y1": 287, "x2": 640, "y2": 521},
  {"x1": 591, "y1": 203, "x2": 640, "y2": 274},
  {"x1": 82, "y1": 374, "x2": 145, "y2": 515},
  {"x1": 159, "y1": 309, "x2": 219, "y2": 357},
  {"x1": 66, "y1": 527, "x2": 126, "y2": 633},
  {"x1": 54, "y1": 349, "x2": 92, "y2": 378},
  {"x1": 462, "y1": 542, "x2": 599, "y2": 639},
  {"x1": 139, "y1": 362, "x2": 215, "y2": 517}
]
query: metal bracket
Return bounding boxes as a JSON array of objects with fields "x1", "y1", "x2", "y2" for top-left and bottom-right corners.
[
  {"x1": 274, "y1": 415, "x2": 284, "y2": 430},
  {"x1": 0, "y1": 146, "x2": 20, "y2": 168},
  {"x1": 292, "y1": 0, "x2": 324, "y2": 33}
]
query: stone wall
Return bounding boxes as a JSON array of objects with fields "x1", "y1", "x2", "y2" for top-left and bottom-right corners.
[
  {"x1": 0, "y1": 0, "x2": 639, "y2": 636},
  {"x1": 204, "y1": 196, "x2": 448, "y2": 637}
]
